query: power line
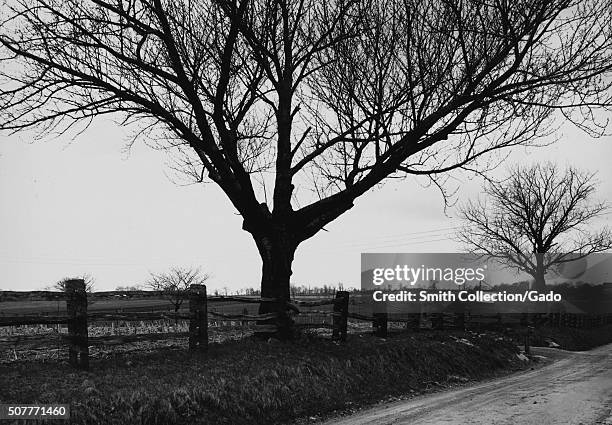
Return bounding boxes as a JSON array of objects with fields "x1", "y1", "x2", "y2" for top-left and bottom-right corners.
[
  {"x1": 338, "y1": 232, "x2": 455, "y2": 248},
  {"x1": 359, "y1": 237, "x2": 452, "y2": 250},
  {"x1": 336, "y1": 226, "x2": 460, "y2": 247},
  {"x1": 319, "y1": 236, "x2": 453, "y2": 253},
  {"x1": 364, "y1": 226, "x2": 459, "y2": 239},
  {"x1": 0, "y1": 257, "x2": 143, "y2": 266}
]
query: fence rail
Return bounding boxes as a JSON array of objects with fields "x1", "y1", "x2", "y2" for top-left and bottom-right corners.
[
  {"x1": 2, "y1": 283, "x2": 611, "y2": 369},
  {"x1": 0, "y1": 281, "x2": 350, "y2": 369}
]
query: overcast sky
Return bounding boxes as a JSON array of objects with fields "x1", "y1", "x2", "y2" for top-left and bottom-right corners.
[{"x1": 1, "y1": 117, "x2": 611, "y2": 292}]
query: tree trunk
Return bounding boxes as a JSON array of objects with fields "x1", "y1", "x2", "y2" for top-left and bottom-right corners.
[
  {"x1": 174, "y1": 302, "x2": 180, "y2": 326},
  {"x1": 253, "y1": 233, "x2": 297, "y2": 340},
  {"x1": 532, "y1": 253, "x2": 546, "y2": 291}
]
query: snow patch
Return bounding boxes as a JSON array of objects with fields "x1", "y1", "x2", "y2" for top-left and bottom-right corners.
[
  {"x1": 456, "y1": 338, "x2": 474, "y2": 347},
  {"x1": 516, "y1": 353, "x2": 529, "y2": 362}
]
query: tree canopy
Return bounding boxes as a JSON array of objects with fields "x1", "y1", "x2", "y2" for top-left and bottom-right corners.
[
  {"x1": 2, "y1": 0, "x2": 612, "y2": 335},
  {"x1": 458, "y1": 163, "x2": 612, "y2": 290}
]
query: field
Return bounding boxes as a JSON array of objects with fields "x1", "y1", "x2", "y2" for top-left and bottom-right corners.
[
  {"x1": 2, "y1": 291, "x2": 608, "y2": 364},
  {"x1": 3, "y1": 290, "x2": 612, "y2": 424},
  {"x1": 0, "y1": 294, "x2": 339, "y2": 363},
  {"x1": 1, "y1": 330, "x2": 530, "y2": 425}
]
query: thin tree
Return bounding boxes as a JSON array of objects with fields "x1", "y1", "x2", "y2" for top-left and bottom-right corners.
[
  {"x1": 146, "y1": 266, "x2": 210, "y2": 313},
  {"x1": 457, "y1": 163, "x2": 612, "y2": 291},
  {"x1": 2, "y1": 0, "x2": 612, "y2": 337}
]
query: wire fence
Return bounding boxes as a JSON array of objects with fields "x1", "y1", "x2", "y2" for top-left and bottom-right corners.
[{"x1": 2, "y1": 281, "x2": 611, "y2": 369}]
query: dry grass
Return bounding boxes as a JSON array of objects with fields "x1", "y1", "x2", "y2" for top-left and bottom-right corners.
[
  {"x1": 529, "y1": 324, "x2": 612, "y2": 351},
  {"x1": 0, "y1": 320, "x2": 253, "y2": 363},
  {"x1": 0, "y1": 330, "x2": 527, "y2": 425}
]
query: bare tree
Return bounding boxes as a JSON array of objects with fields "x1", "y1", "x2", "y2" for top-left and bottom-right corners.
[
  {"x1": 2, "y1": 0, "x2": 612, "y2": 337},
  {"x1": 457, "y1": 163, "x2": 612, "y2": 291},
  {"x1": 146, "y1": 266, "x2": 210, "y2": 313},
  {"x1": 46, "y1": 274, "x2": 96, "y2": 292},
  {"x1": 115, "y1": 284, "x2": 144, "y2": 291}
]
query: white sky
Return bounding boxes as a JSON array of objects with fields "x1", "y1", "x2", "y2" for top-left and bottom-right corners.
[{"x1": 1, "y1": 118, "x2": 611, "y2": 292}]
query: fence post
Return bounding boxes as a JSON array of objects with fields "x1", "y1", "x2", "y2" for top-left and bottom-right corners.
[
  {"x1": 432, "y1": 313, "x2": 444, "y2": 330},
  {"x1": 454, "y1": 313, "x2": 465, "y2": 330},
  {"x1": 373, "y1": 313, "x2": 388, "y2": 337},
  {"x1": 241, "y1": 307, "x2": 249, "y2": 327},
  {"x1": 407, "y1": 313, "x2": 420, "y2": 330},
  {"x1": 524, "y1": 325, "x2": 533, "y2": 355},
  {"x1": 66, "y1": 279, "x2": 89, "y2": 370},
  {"x1": 332, "y1": 291, "x2": 349, "y2": 341},
  {"x1": 189, "y1": 284, "x2": 208, "y2": 351}
]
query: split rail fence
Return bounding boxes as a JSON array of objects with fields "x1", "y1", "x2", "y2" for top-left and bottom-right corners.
[
  {"x1": 0, "y1": 280, "x2": 352, "y2": 369},
  {"x1": 1, "y1": 280, "x2": 611, "y2": 370}
]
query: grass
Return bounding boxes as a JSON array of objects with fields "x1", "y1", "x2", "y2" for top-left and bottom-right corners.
[
  {"x1": 0, "y1": 330, "x2": 527, "y2": 425},
  {"x1": 529, "y1": 324, "x2": 612, "y2": 351}
]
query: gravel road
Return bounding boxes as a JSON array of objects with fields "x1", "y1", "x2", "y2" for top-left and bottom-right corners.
[{"x1": 323, "y1": 344, "x2": 612, "y2": 425}]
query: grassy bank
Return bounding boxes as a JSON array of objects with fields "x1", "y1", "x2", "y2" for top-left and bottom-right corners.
[
  {"x1": 1, "y1": 331, "x2": 526, "y2": 425},
  {"x1": 530, "y1": 324, "x2": 612, "y2": 351}
]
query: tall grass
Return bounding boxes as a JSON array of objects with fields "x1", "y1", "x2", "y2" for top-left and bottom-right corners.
[{"x1": 2, "y1": 331, "x2": 525, "y2": 424}]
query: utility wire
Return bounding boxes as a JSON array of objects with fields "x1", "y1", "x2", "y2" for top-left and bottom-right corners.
[{"x1": 335, "y1": 226, "x2": 460, "y2": 247}]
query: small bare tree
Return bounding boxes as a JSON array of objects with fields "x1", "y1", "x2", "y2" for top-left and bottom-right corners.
[
  {"x1": 146, "y1": 266, "x2": 210, "y2": 313},
  {"x1": 46, "y1": 274, "x2": 96, "y2": 292},
  {"x1": 458, "y1": 163, "x2": 612, "y2": 291},
  {"x1": 115, "y1": 284, "x2": 143, "y2": 291}
]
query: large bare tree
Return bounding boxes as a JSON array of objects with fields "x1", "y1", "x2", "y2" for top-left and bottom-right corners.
[
  {"x1": 2, "y1": 0, "x2": 612, "y2": 336},
  {"x1": 458, "y1": 163, "x2": 612, "y2": 291}
]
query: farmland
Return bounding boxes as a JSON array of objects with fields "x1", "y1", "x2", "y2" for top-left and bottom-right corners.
[
  {"x1": 2, "y1": 287, "x2": 612, "y2": 424},
  {"x1": 2, "y1": 288, "x2": 610, "y2": 364},
  {"x1": 1, "y1": 330, "x2": 531, "y2": 425},
  {"x1": 0, "y1": 293, "x2": 339, "y2": 363}
]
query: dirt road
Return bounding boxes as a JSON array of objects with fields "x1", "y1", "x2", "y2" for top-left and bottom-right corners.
[{"x1": 323, "y1": 344, "x2": 612, "y2": 425}]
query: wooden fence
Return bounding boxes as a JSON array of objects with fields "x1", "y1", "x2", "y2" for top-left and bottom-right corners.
[
  {"x1": 360, "y1": 311, "x2": 612, "y2": 337},
  {"x1": 0, "y1": 281, "x2": 350, "y2": 369},
  {"x1": 2, "y1": 282, "x2": 611, "y2": 369}
]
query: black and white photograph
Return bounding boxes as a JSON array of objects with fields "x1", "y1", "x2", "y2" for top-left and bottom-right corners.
[{"x1": 1, "y1": 0, "x2": 611, "y2": 424}]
